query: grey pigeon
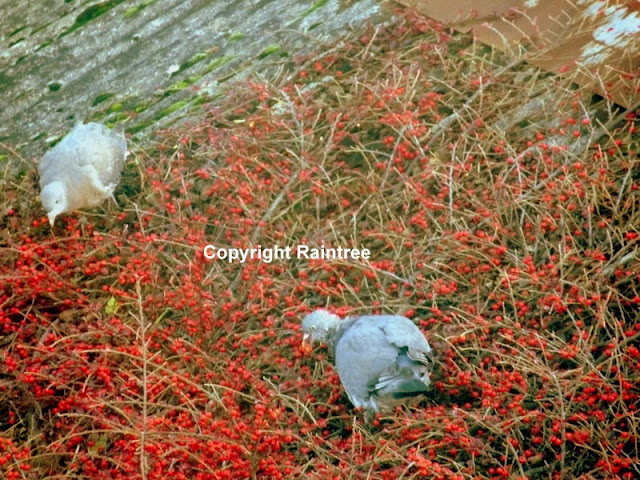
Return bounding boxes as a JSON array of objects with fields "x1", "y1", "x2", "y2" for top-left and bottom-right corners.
[
  {"x1": 38, "y1": 122, "x2": 127, "y2": 226},
  {"x1": 301, "y1": 309, "x2": 433, "y2": 414}
]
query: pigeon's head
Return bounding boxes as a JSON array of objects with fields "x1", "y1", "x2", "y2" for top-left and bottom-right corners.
[
  {"x1": 40, "y1": 182, "x2": 68, "y2": 226},
  {"x1": 301, "y1": 309, "x2": 340, "y2": 345}
]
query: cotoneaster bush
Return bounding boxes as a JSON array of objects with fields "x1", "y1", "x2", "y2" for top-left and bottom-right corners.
[{"x1": 1, "y1": 8, "x2": 638, "y2": 480}]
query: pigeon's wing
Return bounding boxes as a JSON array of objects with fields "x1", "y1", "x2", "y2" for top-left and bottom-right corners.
[
  {"x1": 38, "y1": 149, "x2": 62, "y2": 188},
  {"x1": 74, "y1": 123, "x2": 127, "y2": 187},
  {"x1": 373, "y1": 348, "x2": 431, "y2": 397},
  {"x1": 37, "y1": 130, "x2": 84, "y2": 188},
  {"x1": 334, "y1": 318, "x2": 400, "y2": 410},
  {"x1": 375, "y1": 315, "x2": 433, "y2": 367},
  {"x1": 372, "y1": 316, "x2": 432, "y2": 397}
]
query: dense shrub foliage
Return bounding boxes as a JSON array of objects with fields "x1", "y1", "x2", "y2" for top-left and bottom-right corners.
[{"x1": 1, "y1": 10, "x2": 638, "y2": 480}]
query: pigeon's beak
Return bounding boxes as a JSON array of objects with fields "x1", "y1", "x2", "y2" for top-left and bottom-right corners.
[
  {"x1": 301, "y1": 333, "x2": 313, "y2": 353},
  {"x1": 47, "y1": 212, "x2": 57, "y2": 226}
]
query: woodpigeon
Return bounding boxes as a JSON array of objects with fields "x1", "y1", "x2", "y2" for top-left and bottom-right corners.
[
  {"x1": 301, "y1": 309, "x2": 433, "y2": 414},
  {"x1": 38, "y1": 122, "x2": 127, "y2": 226}
]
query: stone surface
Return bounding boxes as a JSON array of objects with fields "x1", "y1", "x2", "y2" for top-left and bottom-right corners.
[{"x1": 0, "y1": 0, "x2": 385, "y2": 157}]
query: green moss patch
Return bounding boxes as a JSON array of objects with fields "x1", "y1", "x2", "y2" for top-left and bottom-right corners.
[
  {"x1": 153, "y1": 100, "x2": 189, "y2": 121},
  {"x1": 60, "y1": 0, "x2": 127, "y2": 37},
  {"x1": 301, "y1": 0, "x2": 329, "y2": 18},
  {"x1": 172, "y1": 52, "x2": 210, "y2": 76},
  {"x1": 257, "y1": 45, "x2": 281, "y2": 60},
  {"x1": 92, "y1": 92, "x2": 116, "y2": 107},
  {"x1": 123, "y1": 0, "x2": 156, "y2": 18}
]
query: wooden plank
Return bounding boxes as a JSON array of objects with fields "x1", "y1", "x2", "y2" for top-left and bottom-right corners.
[{"x1": 397, "y1": 0, "x2": 640, "y2": 108}]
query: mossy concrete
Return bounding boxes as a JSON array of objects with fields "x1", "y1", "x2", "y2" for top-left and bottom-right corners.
[{"x1": 0, "y1": 0, "x2": 385, "y2": 157}]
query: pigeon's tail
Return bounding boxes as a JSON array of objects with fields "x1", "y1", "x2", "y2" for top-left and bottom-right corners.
[
  {"x1": 389, "y1": 379, "x2": 430, "y2": 399},
  {"x1": 111, "y1": 123, "x2": 128, "y2": 163},
  {"x1": 111, "y1": 123, "x2": 125, "y2": 137}
]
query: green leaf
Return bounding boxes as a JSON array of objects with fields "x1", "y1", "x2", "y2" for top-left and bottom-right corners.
[{"x1": 105, "y1": 296, "x2": 119, "y2": 315}]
